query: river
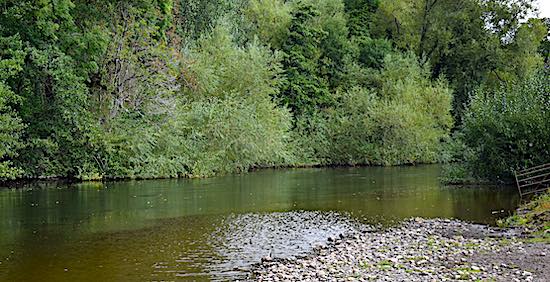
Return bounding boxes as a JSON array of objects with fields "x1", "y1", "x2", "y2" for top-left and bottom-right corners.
[{"x1": 0, "y1": 165, "x2": 519, "y2": 281}]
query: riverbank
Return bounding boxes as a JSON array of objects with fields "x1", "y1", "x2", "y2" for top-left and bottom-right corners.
[
  {"x1": 251, "y1": 218, "x2": 550, "y2": 281},
  {"x1": 0, "y1": 163, "x2": 435, "y2": 188},
  {"x1": 498, "y1": 190, "x2": 550, "y2": 240}
]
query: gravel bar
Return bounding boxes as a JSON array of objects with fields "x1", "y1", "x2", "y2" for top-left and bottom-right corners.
[{"x1": 251, "y1": 218, "x2": 550, "y2": 281}]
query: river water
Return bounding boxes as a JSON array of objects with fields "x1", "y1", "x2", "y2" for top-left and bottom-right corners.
[{"x1": 0, "y1": 165, "x2": 519, "y2": 281}]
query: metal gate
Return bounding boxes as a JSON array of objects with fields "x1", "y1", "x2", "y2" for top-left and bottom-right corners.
[{"x1": 514, "y1": 163, "x2": 550, "y2": 197}]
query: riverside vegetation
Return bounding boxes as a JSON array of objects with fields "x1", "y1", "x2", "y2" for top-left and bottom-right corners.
[
  {"x1": 499, "y1": 190, "x2": 550, "y2": 240},
  {"x1": 0, "y1": 0, "x2": 548, "y2": 184},
  {"x1": 2, "y1": 2, "x2": 550, "y2": 281}
]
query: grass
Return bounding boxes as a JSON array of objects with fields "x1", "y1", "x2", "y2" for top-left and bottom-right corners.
[
  {"x1": 376, "y1": 259, "x2": 394, "y2": 270},
  {"x1": 498, "y1": 190, "x2": 550, "y2": 241}
]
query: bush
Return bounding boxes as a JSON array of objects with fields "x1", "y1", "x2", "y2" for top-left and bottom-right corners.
[
  {"x1": 107, "y1": 25, "x2": 294, "y2": 178},
  {"x1": 168, "y1": 96, "x2": 291, "y2": 177},
  {"x1": 293, "y1": 53, "x2": 453, "y2": 165},
  {"x1": 179, "y1": 26, "x2": 292, "y2": 176},
  {"x1": 33, "y1": 24, "x2": 295, "y2": 180},
  {"x1": 455, "y1": 70, "x2": 550, "y2": 182}
]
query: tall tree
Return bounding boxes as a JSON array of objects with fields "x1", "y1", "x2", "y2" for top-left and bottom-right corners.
[
  {"x1": 343, "y1": 0, "x2": 391, "y2": 70},
  {"x1": 243, "y1": 0, "x2": 292, "y2": 49},
  {"x1": 278, "y1": 3, "x2": 331, "y2": 116},
  {"x1": 372, "y1": 0, "x2": 546, "y2": 120},
  {"x1": 0, "y1": 36, "x2": 25, "y2": 179},
  {"x1": 539, "y1": 18, "x2": 550, "y2": 67},
  {"x1": 343, "y1": 0, "x2": 379, "y2": 38}
]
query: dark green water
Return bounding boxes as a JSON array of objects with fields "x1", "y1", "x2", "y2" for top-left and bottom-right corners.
[{"x1": 0, "y1": 166, "x2": 519, "y2": 281}]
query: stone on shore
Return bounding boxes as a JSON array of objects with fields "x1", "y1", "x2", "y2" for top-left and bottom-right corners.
[{"x1": 251, "y1": 218, "x2": 550, "y2": 281}]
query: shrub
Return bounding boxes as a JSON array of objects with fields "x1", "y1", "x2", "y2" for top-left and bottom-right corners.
[
  {"x1": 293, "y1": 53, "x2": 453, "y2": 165},
  {"x1": 114, "y1": 25, "x2": 294, "y2": 178},
  {"x1": 456, "y1": 70, "x2": 550, "y2": 182},
  {"x1": 167, "y1": 96, "x2": 291, "y2": 177}
]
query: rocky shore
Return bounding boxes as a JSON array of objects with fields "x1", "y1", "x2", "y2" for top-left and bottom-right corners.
[{"x1": 251, "y1": 218, "x2": 550, "y2": 281}]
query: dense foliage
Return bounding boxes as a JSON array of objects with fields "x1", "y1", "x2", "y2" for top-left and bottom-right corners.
[
  {"x1": 447, "y1": 70, "x2": 550, "y2": 182},
  {"x1": 293, "y1": 54, "x2": 452, "y2": 166},
  {"x1": 0, "y1": 0, "x2": 547, "y2": 181},
  {"x1": 0, "y1": 36, "x2": 25, "y2": 179},
  {"x1": 372, "y1": 0, "x2": 546, "y2": 120}
]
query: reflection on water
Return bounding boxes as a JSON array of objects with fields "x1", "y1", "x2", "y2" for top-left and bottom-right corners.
[{"x1": 0, "y1": 165, "x2": 519, "y2": 281}]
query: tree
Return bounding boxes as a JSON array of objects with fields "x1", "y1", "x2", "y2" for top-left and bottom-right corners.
[
  {"x1": 243, "y1": 0, "x2": 292, "y2": 49},
  {"x1": 0, "y1": 36, "x2": 25, "y2": 179},
  {"x1": 292, "y1": 53, "x2": 453, "y2": 166},
  {"x1": 278, "y1": 3, "x2": 331, "y2": 116},
  {"x1": 0, "y1": 0, "x2": 181, "y2": 179},
  {"x1": 457, "y1": 70, "x2": 550, "y2": 182},
  {"x1": 0, "y1": 0, "x2": 98, "y2": 177},
  {"x1": 176, "y1": 0, "x2": 247, "y2": 42},
  {"x1": 372, "y1": 0, "x2": 546, "y2": 120},
  {"x1": 343, "y1": 0, "x2": 379, "y2": 38},
  {"x1": 538, "y1": 18, "x2": 550, "y2": 67},
  {"x1": 343, "y1": 0, "x2": 391, "y2": 70}
]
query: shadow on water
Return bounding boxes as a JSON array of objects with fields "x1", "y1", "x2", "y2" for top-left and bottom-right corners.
[{"x1": 0, "y1": 165, "x2": 519, "y2": 281}]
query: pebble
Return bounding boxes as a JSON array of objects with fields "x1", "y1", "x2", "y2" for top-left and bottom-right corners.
[{"x1": 252, "y1": 218, "x2": 549, "y2": 282}]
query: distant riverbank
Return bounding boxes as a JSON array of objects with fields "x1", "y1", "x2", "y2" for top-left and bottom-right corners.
[{"x1": 0, "y1": 162, "x2": 432, "y2": 188}]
